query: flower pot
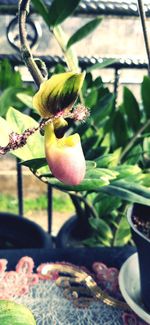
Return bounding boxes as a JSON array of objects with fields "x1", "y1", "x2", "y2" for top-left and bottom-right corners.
[
  {"x1": 0, "y1": 212, "x2": 52, "y2": 249},
  {"x1": 56, "y1": 215, "x2": 92, "y2": 248},
  {"x1": 127, "y1": 203, "x2": 150, "y2": 312}
]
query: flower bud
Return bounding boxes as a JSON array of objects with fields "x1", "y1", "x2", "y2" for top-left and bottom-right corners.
[
  {"x1": 33, "y1": 72, "x2": 85, "y2": 118},
  {"x1": 44, "y1": 121, "x2": 86, "y2": 185}
]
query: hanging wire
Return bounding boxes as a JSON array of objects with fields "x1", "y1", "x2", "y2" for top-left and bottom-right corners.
[{"x1": 137, "y1": 0, "x2": 150, "y2": 75}]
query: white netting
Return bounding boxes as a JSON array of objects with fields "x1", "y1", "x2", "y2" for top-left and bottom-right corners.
[{"x1": 14, "y1": 280, "x2": 123, "y2": 325}]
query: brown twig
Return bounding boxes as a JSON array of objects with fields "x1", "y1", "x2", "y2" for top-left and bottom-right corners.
[
  {"x1": 0, "y1": 117, "x2": 53, "y2": 156},
  {"x1": 18, "y1": 0, "x2": 44, "y2": 86}
]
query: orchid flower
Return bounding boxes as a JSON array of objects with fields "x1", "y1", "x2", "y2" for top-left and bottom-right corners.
[
  {"x1": 0, "y1": 72, "x2": 87, "y2": 187},
  {"x1": 33, "y1": 71, "x2": 87, "y2": 185}
]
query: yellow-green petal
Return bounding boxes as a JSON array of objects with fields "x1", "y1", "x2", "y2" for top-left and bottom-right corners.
[{"x1": 33, "y1": 71, "x2": 85, "y2": 118}]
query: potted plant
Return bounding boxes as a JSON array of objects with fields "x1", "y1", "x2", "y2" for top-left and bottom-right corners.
[
  {"x1": 127, "y1": 204, "x2": 150, "y2": 312},
  {"x1": 125, "y1": 0, "x2": 150, "y2": 314},
  {"x1": 0, "y1": 0, "x2": 150, "y2": 320},
  {"x1": 55, "y1": 70, "x2": 150, "y2": 248},
  {"x1": 0, "y1": 0, "x2": 150, "y2": 251},
  {"x1": 33, "y1": 0, "x2": 149, "y2": 250}
]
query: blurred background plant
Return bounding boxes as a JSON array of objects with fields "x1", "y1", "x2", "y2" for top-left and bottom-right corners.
[{"x1": 0, "y1": 0, "x2": 150, "y2": 247}]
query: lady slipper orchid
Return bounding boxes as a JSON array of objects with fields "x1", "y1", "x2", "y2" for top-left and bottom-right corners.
[
  {"x1": 32, "y1": 71, "x2": 87, "y2": 185},
  {"x1": 44, "y1": 121, "x2": 86, "y2": 185},
  {"x1": 33, "y1": 72, "x2": 85, "y2": 118}
]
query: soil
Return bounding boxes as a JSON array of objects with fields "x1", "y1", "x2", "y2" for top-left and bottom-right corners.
[{"x1": 133, "y1": 215, "x2": 150, "y2": 240}]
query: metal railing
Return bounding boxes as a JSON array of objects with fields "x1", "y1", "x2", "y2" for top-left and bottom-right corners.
[{"x1": 0, "y1": 0, "x2": 150, "y2": 18}]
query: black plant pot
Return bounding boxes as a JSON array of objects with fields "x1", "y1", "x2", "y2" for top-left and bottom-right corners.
[
  {"x1": 127, "y1": 203, "x2": 150, "y2": 312},
  {"x1": 56, "y1": 215, "x2": 92, "y2": 248},
  {"x1": 0, "y1": 212, "x2": 52, "y2": 249}
]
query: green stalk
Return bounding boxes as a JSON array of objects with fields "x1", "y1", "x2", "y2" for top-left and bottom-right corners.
[
  {"x1": 53, "y1": 25, "x2": 79, "y2": 72},
  {"x1": 137, "y1": 0, "x2": 150, "y2": 75},
  {"x1": 53, "y1": 25, "x2": 85, "y2": 104}
]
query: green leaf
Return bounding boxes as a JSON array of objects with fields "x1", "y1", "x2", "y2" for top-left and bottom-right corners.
[
  {"x1": 85, "y1": 88, "x2": 98, "y2": 107},
  {"x1": 85, "y1": 168, "x2": 118, "y2": 181},
  {"x1": 41, "y1": 172, "x2": 110, "y2": 191},
  {"x1": 6, "y1": 107, "x2": 44, "y2": 160},
  {"x1": 92, "y1": 93, "x2": 114, "y2": 124},
  {"x1": 86, "y1": 160, "x2": 97, "y2": 169},
  {"x1": 82, "y1": 135, "x2": 99, "y2": 153},
  {"x1": 48, "y1": 0, "x2": 81, "y2": 27},
  {"x1": 85, "y1": 146, "x2": 108, "y2": 160},
  {"x1": 126, "y1": 145, "x2": 143, "y2": 164},
  {"x1": 141, "y1": 173, "x2": 150, "y2": 187},
  {"x1": 123, "y1": 87, "x2": 141, "y2": 131},
  {"x1": 96, "y1": 236, "x2": 111, "y2": 246},
  {"x1": 141, "y1": 76, "x2": 150, "y2": 118},
  {"x1": 83, "y1": 236, "x2": 111, "y2": 247},
  {"x1": 84, "y1": 72, "x2": 93, "y2": 90},
  {"x1": 93, "y1": 193, "x2": 121, "y2": 215},
  {"x1": 114, "y1": 215, "x2": 131, "y2": 246},
  {"x1": 17, "y1": 93, "x2": 33, "y2": 109},
  {"x1": 75, "y1": 122, "x2": 89, "y2": 137},
  {"x1": 113, "y1": 180, "x2": 150, "y2": 199},
  {"x1": 115, "y1": 165, "x2": 143, "y2": 183},
  {"x1": 95, "y1": 149, "x2": 122, "y2": 168},
  {"x1": 113, "y1": 110, "x2": 129, "y2": 147},
  {"x1": 67, "y1": 17, "x2": 102, "y2": 49},
  {"x1": 93, "y1": 76, "x2": 103, "y2": 88},
  {"x1": 6, "y1": 107, "x2": 37, "y2": 133},
  {"x1": 0, "y1": 117, "x2": 11, "y2": 146},
  {"x1": 0, "y1": 59, "x2": 22, "y2": 90},
  {"x1": 86, "y1": 58, "x2": 117, "y2": 72},
  {"x1": 115, "y1": 164, "x2": 142, "y2": 177},
  {"x1": 100, "y1": 133, "x2": 111, "y2": 150},
  {"x1": 0, "y1": 88, "x2": 24, "y2": 117},
  {"x1": 39, "y1": 166, "x2": 119, "y2": 192},
  {"x1": 89, "y1": 217, "x2": 113, "y2": 239},
  {"x1": 53, "y1": 64, "x2": 66, "y2": 74},
  {"x1": 21, "y1": 157, "x2": 47, "y2": 170},
  {"x1": 31, "y1": 0, "x2": 50, "y2": 26},
  {"x1": 143, "y1": 137, "x2": 150, "y2": 159},
  {"x1": 99, "y1": 180, "x2": 150, "y2": 206}
]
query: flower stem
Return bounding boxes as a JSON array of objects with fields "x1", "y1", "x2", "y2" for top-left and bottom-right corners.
[
  {"x1": 18, "y1": 0, "x2": 44, "y2": 87},
  {"x1": 53, "y1": 25, "x2": 79, "y2": 72},
  {"x1": 53, "y1": 25, "x2": 85, "y2": 105},
  {"x1": 71, "y1": 192, "x2": 99, "y2": 219},
  {"x1": 137, "y1": 0, "x2": 150, "y2": 75}
]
